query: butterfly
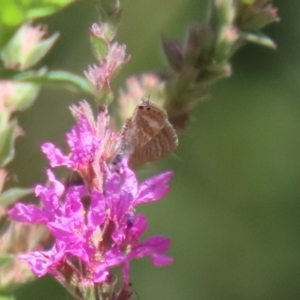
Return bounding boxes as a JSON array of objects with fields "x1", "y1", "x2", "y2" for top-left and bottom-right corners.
[{"x1": 120, "y1": 97, "x2": 178, "y2": 166}]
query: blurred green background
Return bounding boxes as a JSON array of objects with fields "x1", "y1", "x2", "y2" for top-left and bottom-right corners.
[{"x1": 10, "y1": 0, "x2": 300, "y2": 299}]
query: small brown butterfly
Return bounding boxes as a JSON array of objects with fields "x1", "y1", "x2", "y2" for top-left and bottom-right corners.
[{"x1": 120, "y1": 98, "x2": 178, "y2": 166}]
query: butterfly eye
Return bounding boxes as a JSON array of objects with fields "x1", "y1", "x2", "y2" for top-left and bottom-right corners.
[
  {"x1": 138, "y1": 106, "x2": 144, "y2": 110},
  {"x1": 147, "y1": 107, "x2": 150, "y2": 111}
]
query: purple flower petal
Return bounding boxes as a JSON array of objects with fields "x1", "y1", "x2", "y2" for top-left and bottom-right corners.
[
  {"x1": 122, "y1": 261, "x2": 130, "y2": 286},
  {"x1": 42, "y1": 142, "x2": 70, "y2": 167},
  {"x1": 134, "y1": 171, "x2": 173, "y2": 205},
  {"x1": 8, "y1": 203, "x2": 49, "y2": 223},
  {"x1": 48, "y1": 219, "x2": 79, "y2": 242},
  {"x1": 88, "y1": 189, "x2": 106, "y2": 228},
  {"x1": 105, "y1": 172, "x2": 121, "y2": 218},
  {"x1": 143, "y1": 236, "x2": 172, "y2": 253},
  {"x1": 20, "y1": 242, "x2": 65, "y2": 277},
  {"x1": 150, "y1": 253, "x2": 173, "y2": 267},
  {"x1": 35, "y1": 170, "x2": 64, "y2": 211},
  {"x1": 93, "y1": 269, "x2": 109, "y2": 283},
  {"x1": 64, "y1": 185, "x2": 86, "y2": 217},
  {"x1": 130, "y1": 214, "x2": 148, "y2": 238},
  {"x1": 66, "y1": 114, "x2": 99, "y2": 168},
  {"x1": 120, "y1": 159, "x2": 138, "y2": 196}
]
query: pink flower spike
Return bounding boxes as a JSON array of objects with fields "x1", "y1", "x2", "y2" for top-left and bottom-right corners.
[
  {"x1": 107, "y1": 43, "x2": 130, "y2": 72},
  {"x1": 85, "y1": 43, "x2": 130, "y2": 95},
  {"x1": 8, "y1": 98, "x2": 176, "y2": 292}
]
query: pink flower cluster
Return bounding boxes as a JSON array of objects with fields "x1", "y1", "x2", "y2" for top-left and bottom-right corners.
[{"x1": 8, "y1": 102, "x2": 173, "y2": 289}]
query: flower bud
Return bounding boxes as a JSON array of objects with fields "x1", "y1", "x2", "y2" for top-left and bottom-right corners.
[{"x1": 0, "y1": 23, "x2": 59, "y2": 71}]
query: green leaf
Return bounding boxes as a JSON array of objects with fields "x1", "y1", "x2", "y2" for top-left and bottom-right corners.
[
  {"x1": 25, "y1": 7, "x2": 62, "y2": 19},
  {"x1": 0, "y1": 188, "x2": 33, "y2": 207},
  {"x1": 23, "y1": 31, "x2": 60, "y2": 70},
  {"x1": 0, "y1": 69, "x2": 19, "y2": 79},
  {"x1": 0, "y1": 24, "x2": 59, "y2": 70},
  {"x1": 17, "y1": 69, "x2": 93, "y2": 94},
  {"x1": 25, "y1": 0, "x2": 75, "y2": 19},
  {"x1": 43, "y1": 0, "x2": 75, "y2": 6},
  {"x1": 0, "y1": 1, "x2": 24, "y2": 26},
  {"x1": 241, "y1": 32, "x2": 277, "y2": 49},
  {"x1": 0, "y1": 72, "x2": 40, "y2": 111},
  {"x1": 0, "y1": 81, "x2": 39, "y2": 111},
  {"x1": 0, "y1": 0, "x2": 74, "y2": 27},
  {"x1": 90, "y1": 35, "x2": 109, "y2": 61},
  {"x1": 241, "y1": 0, "x2": 256, "y2": 4},
  {"x1": 0, "y1": 121, "x2": 17, "y2": 168},
  {"x1": 0, "y1": 68, "x2": 93, "y2": 94}
]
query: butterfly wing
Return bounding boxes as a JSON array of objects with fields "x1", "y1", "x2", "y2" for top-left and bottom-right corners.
[
  {"x1": 121, "y1": 103, "x2": 167, "y2": 153},
  {"x1": 128, "y1": 121, "x2": 178, "y2": 166}
]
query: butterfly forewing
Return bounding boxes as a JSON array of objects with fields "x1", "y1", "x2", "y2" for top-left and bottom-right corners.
[
  {"x1": 117, "y1": 98, "x2": 179, "y2": 166},
  {"x1": 128, "y1": 121, "x2": 178, "y2": 166},
  {"x1": 121, "y1": 101, "x2": 167, "y2": 152}
]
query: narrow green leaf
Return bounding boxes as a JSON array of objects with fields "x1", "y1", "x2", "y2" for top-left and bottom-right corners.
[
  {"x1": 0, "y1": 69, "x2": 93, "y2": 94},
  {"x1": 0, "y1": 23, "x2": 59, "y2": 70},
  {"x1": 24, "y1": 31, "x2": 60, "y2": 69},
  {"x1": 0, "y1": 188, "x2": 33, "y2": 207},
  {"x1": 0, "y1": 81, "x2": 39, "y2": 111},
  {"x1": 0, "y1": 122, "x2": 17, "y2": 168},
  {"x1": 90, "y1": 35, "x2": 109, "y2": 61},
  {"x1": 25, "y1": 7, "x2": 61, "y2": 19},
  {"x1": 241, "y1": 32, "x2": 277, "y2": 49},
  {"x1": 15, "y1": 0, "x2": 74, "y2": 20},
  {"x1": 0, "y1": 69, "x2": 16, "y2": 79},
  {"x1": 241, "y1": 0, "x2": 256, "y2": 4},
  {"x1": 16, "y1": 70, "x2": 93, "y2": 94},
  {"x1": 44, "y1": 0, "x2": 74, "y2": 6}
]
